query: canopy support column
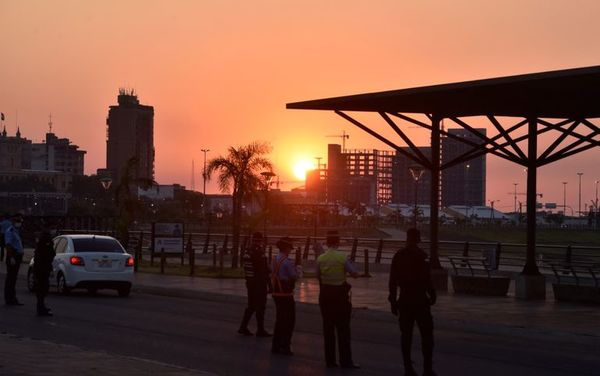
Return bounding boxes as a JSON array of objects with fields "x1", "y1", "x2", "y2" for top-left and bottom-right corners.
[
  {"x1": 523, "y1": 117, "x2": 540, "y2": 275},
  {"x1": 429, "y1": 116, "x2": 442, "y2": 269},
  {"x1": 516, "y1": 117, "x2": 546, "y2": 299}
]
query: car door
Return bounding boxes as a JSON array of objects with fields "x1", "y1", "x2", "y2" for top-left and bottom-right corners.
[{"x1": 51, "y1": 237, "x2": 68, "y2": 285}]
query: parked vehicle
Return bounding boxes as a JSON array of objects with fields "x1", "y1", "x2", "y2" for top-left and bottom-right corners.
[{"x1": 28, "y1": 235, "x2": 134, "y2": 297}]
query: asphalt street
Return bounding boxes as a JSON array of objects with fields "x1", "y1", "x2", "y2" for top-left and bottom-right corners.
[{"x1": 1, "y1": 282, "x2": 599, "y2": 376}]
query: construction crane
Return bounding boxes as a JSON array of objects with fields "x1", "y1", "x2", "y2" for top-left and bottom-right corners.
[{"x1": 326, "y1": 130, "x2": 350, "y2": 150}]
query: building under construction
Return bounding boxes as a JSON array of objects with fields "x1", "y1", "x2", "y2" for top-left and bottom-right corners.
[{"x1": 306, "y1": 144, "x2": 394, "y2": 206}]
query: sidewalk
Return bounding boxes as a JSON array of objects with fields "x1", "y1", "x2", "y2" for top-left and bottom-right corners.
[
  {"x1": 131, "y1": 271, "x2": 600, "y2": 341},
  {"x1": 0, "y1": 333, "x2": 214, "y2": 376}
]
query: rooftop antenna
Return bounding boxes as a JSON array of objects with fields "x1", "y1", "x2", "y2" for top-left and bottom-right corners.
[
  {"x1": 48, "y1": 113, "x2": 53, "y2": 133},
  {"x1": 326, "y1": 130, "x2": 350, "y2": 151}
]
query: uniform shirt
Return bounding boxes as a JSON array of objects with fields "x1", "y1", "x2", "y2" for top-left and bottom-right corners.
[
  {"x1": 388, "y1": 245, "x2": 434, "y2": 305},
  {"x1": 272, "y1": 253, "x2": 298, "y2": 294},
  {"x1": 242, "y1": 244, "x2": 270, "y2": 284},
  {"x1": 4, "y1": 224, "x2": 24, "y2": 255},
  {"x1": 316, "y1": 248, "x2": 357, "y2": 286},
  {"x1": 0, "y1": 219, "x2": 11, "y2": 236}
]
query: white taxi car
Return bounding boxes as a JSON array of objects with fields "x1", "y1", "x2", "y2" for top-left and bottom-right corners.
[{"x1": 28, "y1": 234, "x2": 134, "y2": 297}]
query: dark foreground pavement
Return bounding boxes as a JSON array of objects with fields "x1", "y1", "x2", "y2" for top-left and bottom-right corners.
[{"x1": 1, "y1": 272, "x2": 599, "y2": 376}]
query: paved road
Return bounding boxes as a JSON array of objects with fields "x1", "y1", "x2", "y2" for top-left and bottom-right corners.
[{"x1": 1, "y1": 282, "x2": 599, "y2": 376}]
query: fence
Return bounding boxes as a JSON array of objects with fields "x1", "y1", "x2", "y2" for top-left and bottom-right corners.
[{"x1": 58, "y1": 229, "x2": 600, "y2": 276}]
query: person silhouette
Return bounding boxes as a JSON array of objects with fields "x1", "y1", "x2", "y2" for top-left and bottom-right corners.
[{"x1": 388, "y1": 228, "x2": 437, "y2": 376}]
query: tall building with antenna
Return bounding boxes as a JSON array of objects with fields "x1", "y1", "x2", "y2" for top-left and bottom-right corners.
[{"x1": 106, "y1": 89, "x2": 154, "y2": 184}]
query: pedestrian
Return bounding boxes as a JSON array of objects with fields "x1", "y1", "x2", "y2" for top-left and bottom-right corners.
[
  {"x1": 4, "y1": 213, "x2": 25, "y2": 306},
  {"x1": 316, "y1": 230, "x2": 360, "y2": 369},
  {"x1": 0, "y1": 213, "x2": 11, "y2": 262},
  {"x1": 388, "y1": 228, "x2": 437, "y2": 376},
  {"x1": 271, "y1": 236, "x2": 299, "y2": 355},
  {"x1": 238, "y1": 232, "x2": 272, "y2": 337},
  {"x1": 33, "y1": 229, "x2": 55, "y2": 316}
]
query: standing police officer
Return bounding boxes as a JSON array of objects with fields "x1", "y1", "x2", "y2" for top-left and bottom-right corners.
[
  {"x1": 316, "y1": 230, "x2": 360, "y2": 369},
  {"x1": 238, "y1": 232, "x2": 272, "y2": 337},
  {"x1": 4, "y1": 213, "x2": 25, "y2": 306},
  {"x1": 388, "y1": 228, "x2": 437, "y2": 376},
  {"x1": 270, "y1": 236, "x2": 298, "y2": 355}
]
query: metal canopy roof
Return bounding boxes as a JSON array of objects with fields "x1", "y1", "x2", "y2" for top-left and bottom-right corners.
[{"x1": 287, "y1": 65, "x2": 600, "y2": 118}]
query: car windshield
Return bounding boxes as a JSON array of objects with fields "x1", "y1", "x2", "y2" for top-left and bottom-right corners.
[{"x1": 72, "y1": 238, "x2": 124, "y2": 253}]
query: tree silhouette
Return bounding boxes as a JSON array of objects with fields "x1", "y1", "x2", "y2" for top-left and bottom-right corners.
[{"x1": 206, "y1": 142, "x2": 273, "y2": 267}]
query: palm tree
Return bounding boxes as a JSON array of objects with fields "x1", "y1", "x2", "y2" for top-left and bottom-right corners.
[{"x1": 206, "y1": 141, "x2": 273, "y2": 267}]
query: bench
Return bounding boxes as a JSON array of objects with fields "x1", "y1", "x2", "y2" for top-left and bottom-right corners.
[
  {"x1": 549, "y1": 262, "x2": 600, "y2": 304},
  {"x1": 449, "y1": 256, "x2": 510, "y2": 296}
]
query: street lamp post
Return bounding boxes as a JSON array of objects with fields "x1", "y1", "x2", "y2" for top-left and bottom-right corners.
[
  {"x1": 201, "y1": 149, "x2": 210, "y2": 225},
  {"x1": 261, "y1": 171, "x2": 276, "y2": 237},
  {"x1": 489, "y1": 200, "x2": 499, "y2": 221},
  {"x1": 513, "y1": 183, "x2": 518, "y2": 214},
  {"x1": 595, "y1": 180, "x2": 599, "y2": 229},
  {"x1": 577, "y1": 172, "x2": 583, "y2": 217},
  {"x1": 562, "y1": 181, "x2": 567, "y2": 216},
  {"x1": 409, "y1": 165, "x2": 425, "y2": 228}
]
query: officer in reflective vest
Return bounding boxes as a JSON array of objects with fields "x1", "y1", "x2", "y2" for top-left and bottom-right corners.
[
  {"x1": 270, "y1": 237, "x2": 299, "y2": 356},
  {"x1": 316, "y1": 230, "x2": 360, "y2": 369}
]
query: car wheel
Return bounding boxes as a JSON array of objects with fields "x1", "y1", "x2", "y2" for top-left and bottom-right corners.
[
  {"x1": 57, "y1": 273, "x2": 70, "y2": 295},
  {"x1": 118, "y1": 286, "x2": 131, "y2": 297},
  {"x1": 87, "y1": 288, "x2": 97, "y2": 296},
  {"x1": 27, "y1": 268, "x2": 36, "y2": 293}
]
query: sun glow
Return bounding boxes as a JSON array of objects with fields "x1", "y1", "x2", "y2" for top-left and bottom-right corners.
[{"x1": 292, "y1": 159, "x2": 316, "y2": 181}]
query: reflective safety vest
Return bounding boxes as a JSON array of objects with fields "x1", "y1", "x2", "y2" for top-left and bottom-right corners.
[
  {"x1": 272, "y1": 256, "x2": 294, "y2": 297},
  {"x1": 317, "y1": 250, "x2": 347, "y2": 286}
]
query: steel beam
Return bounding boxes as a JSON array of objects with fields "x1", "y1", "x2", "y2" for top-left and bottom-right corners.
[{"x1": 335, "y1": 111, "x2": 426, "y2": 166}]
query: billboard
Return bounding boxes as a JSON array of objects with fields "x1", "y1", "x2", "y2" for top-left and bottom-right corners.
[{"x1": 152, "y1": 222, "x2": 184, "y2": 253}]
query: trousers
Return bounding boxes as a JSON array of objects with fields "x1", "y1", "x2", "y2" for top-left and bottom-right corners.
[
  {"x1": 240, "y1": 280, "x2": 268, "y2": 331},
  {"x1": 4, "y1": 253, "x2": 23, "y2": 303},
  {"x1": 34, "y1": 270, "x2": 51, "y2": 311},
  {"x1": 272, "y1": 296, "x2": 295, "y2": 351},
  {"x1": 319, "y1": 284, "x2": 353, "y2": 366},
  {"x1": 398, "y1": 303, "x2": 434, "y2": 370}
]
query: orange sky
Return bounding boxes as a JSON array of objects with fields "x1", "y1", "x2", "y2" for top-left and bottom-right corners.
[{"x1": 2, "y1": 1, "x2": 600, "y2": 212}]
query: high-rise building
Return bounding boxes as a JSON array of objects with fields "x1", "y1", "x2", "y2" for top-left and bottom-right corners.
[
  {"x1": 441, "y1": 128, "x2": 486, "y2": 206},
  {"x1": 106, "y1": 89, "x2": 154, "y2": 185},
  {"x1": 31, "y1": 132, "x2": 86, "y2": 175}
]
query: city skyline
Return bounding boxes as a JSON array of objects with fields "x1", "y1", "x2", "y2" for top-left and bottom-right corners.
[{"x1": 2, "y1": 1, "x2": 600, "y2": 211}]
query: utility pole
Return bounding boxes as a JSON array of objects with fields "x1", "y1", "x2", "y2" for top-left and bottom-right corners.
[
  {"x1": 577, "y1": 172, "x2": 583, "y2": 216},
  {"x1": 513, "y1": 183, "x2": 518, "y2": 213}
]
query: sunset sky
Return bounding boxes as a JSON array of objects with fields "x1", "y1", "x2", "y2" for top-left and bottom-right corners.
[{"x1": 2, "y1": 1, "x2": 600, "y2": 212}]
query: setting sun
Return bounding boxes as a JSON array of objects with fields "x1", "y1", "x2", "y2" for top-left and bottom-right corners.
[{"x1": 292, "y1": 159, "x2": 316, "y2": 181}]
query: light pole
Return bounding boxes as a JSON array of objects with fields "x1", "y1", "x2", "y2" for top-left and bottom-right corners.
[
  {"x1": 465, "y1": 164, "x2": 471, "y2": 221},
  {"x1": 409, "y1": 165, "x2": 425, "y2": 228},
  {"x1": 201, "y1": 149, "x2": 210, "y2": 222},
  {"x1": 489, "y1": 200, "x2": 499, "y2": 221},
  {"x1": 513, "y1": 183, "x2": 518, "y2": 214},
  {"x1": 577, "y1": 172, "x2": 583, "y2": 216},
  {"x1": 261, "y1": 171, "x2": 276, "y2": 237},
  {"x1": 562, "y1": 182, "x2": 567, "y2": 217},
  {"x1": 595, "y1": 180, "x2": 599, "y2": 228}
]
